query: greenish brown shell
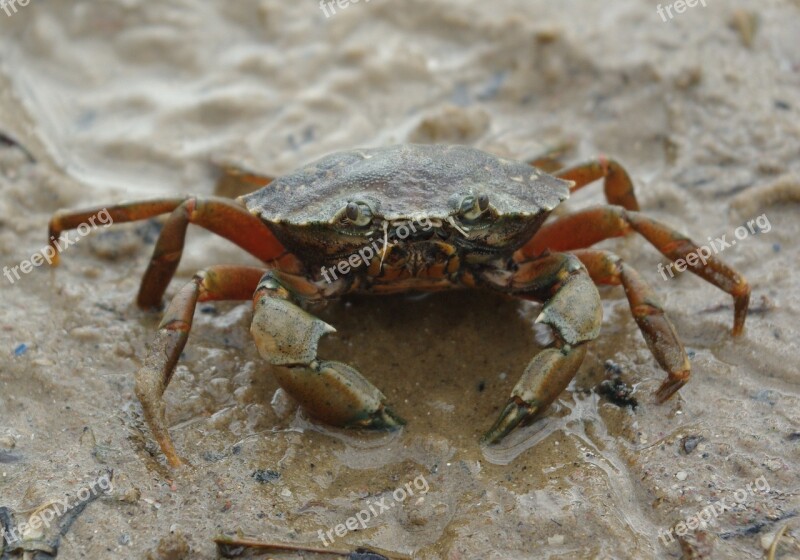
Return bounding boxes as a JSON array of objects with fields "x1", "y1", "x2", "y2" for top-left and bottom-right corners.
[{"x1": 240, "y1": 144, "x2": 571, "y2": 224}]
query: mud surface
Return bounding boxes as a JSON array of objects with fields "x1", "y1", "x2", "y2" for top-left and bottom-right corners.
[{"x1": 1, "y1": 1, "x2": 799, "y2": 559}]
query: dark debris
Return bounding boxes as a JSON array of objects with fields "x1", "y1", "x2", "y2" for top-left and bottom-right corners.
[
  {"x1": 596, "y1": 360, "x2": 638, "y2": 409},
  {"x1": 251, "y1": 470, "x2": 280, "y2": 484}
]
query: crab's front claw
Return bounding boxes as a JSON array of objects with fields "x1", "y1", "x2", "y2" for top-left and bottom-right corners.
[
  {"x1": 273, "y1": 360, "x2": 405, "y2": 430},
  {"x1": 482, "y1": 345, "x2": 587, "y2": 444},
  {"x1": 250, "y1": 296, "x2": 336, "y2": 366},
  {"x1": 482, "y1": 399, "x2": 534, "y2": 445},
  {"x1": 251, "y1": 273, "x2": 404, "y2": 432}
]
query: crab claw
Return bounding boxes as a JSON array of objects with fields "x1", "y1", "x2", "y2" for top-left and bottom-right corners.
[
  {"x1": 482, "y1": 345, "x2": 587, "y2": 445},
  {"x1": 272, "y1": 360, "x2": 406, "y2": 430},
  {"x1": 251, "y1": 276, "x2": 405, "y2": 433},
  {"x1": 482, "y1": 398, "x2": 536, "y2": 444},
  {"x1": 351, "y1": 402, "x2": 406, "y2": 431}
]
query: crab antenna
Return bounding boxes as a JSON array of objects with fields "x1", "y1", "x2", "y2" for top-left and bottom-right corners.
[
  {"x1": 379, "y1": 220, "x2": 389, "y2": 268},
  {"x1": 446, "y1": 215, "x2": 468, "y2": 237}
]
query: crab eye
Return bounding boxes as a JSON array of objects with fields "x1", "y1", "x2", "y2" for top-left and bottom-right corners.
[
  {"x1": 459, "y1": 194, "x2": 490, "y2": 221},
  {"x1": 343, "y1": 201, "x2": 373, "y2": 227},
  {"x1": 345, "y1": 202, "x2": 360, "y2": 221}
]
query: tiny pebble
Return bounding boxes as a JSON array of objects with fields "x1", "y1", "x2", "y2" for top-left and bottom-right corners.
[
  {"x1": 13, "y1": 343, "x2": 27, "y2": 356},
  {"x1": 69, "y1": 326, "x2": 103, "y2": 342},
  {"x1": 681, "y1": 435, "x2": 704, "y2": 454},
  {"x1": 676, "y1": 471, "x2": 688, "y2": 481},
  {"x1": 548, "y1": 535, "x2": 565, "y2": 546},
  {"x1": 120, "y1": 487, "x2": 141, "y2": 504}
]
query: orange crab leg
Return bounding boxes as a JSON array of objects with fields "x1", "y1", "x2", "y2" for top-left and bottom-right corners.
[
  {"x1": 215, "y1": 163, "x2": 274, "y2": 194},
  {"x1": 49, "y1": 198, "x2": 185, "y2": 265},
  {"x1": 552, "y1": 157, "x2": 640, "y2": 211},
  {"x1": 525, "y1": 141, "x2": 575, "y2": 174},
  {"x1": 135, "y1": 265, "x2": 266, "y2": 467},
  {"x1": 572, "y1": 249, "x2": 690, "y2": 401},
  {"x1": 49, "y1": 196, "x2": 299, "y2": 308},
  {"x1": 134, "y1": 196, "x2": 299, "y2": 308},
  {"x1": 518, "y1": 205, "x2": 750, "y2": 335}
]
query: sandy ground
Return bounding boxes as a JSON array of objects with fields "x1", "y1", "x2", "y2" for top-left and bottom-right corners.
[{"x1": 1, "y1": 1, "x2": 799, "y2": 559}]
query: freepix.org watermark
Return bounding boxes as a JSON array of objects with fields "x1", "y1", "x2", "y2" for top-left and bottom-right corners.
[
  {"x1": 319, "y1": 0, "x2": 371, "y2": 19},
  {"x1": 318, "y1": 474, "x2": 430, "y2": 547},
  {"x1": 658, "y1": 474, "x2": 770, "y2": 546},
  {"x1": 320, "y1": 215, "x2": 433, "y2": 284},
  {"x1": 3, "y1": 208, "x2": 113, "y2": 285},
  {"x1": 0, "y1": 0, "x2": 32, "y2": 17},
  {"x1": 657, "y1": 213, "x2": 771, "y2": 281},
  {"x1": 1, "y1": 473, "x2": 113, "y2": 545},
  {"x1": 657, "y1": 0, "x2": 707, "y2": 22}
]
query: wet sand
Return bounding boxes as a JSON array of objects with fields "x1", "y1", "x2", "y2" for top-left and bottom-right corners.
[{"x1": 1, "y1": 1, "x2": 799, "y2": 558}]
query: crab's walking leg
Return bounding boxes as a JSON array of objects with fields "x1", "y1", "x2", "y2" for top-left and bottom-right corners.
[
  {"x1": 49, "y1": 199, "x2": 184, "y2": 266},
  {"x1": 215, "y1": 164, "x2": 274, "y2": 193},
  {"x1": 250, "y1": 272, "x2": 404, "y2": 431},
  {"x1": 572, "y1": 249, "x2": 690, "y2": 401},
  {"x1": 482, "y1": 253, "x2": 602, "y2": 444},
  {"x1": 135, "y1": 265, "x2": 266, "y2": 467},
  {"x1": 49, "y1": 196, "x2": 297, "y2": 308},
  {"x1": 518, "y1": 205, "x2": 750, "y2": 335},
  {"x1": 552, "y1": 157, "x2": 640, "y2": 211},
  {"x1": 525, "y1": 142, "x2": 575, "y2": 174}
]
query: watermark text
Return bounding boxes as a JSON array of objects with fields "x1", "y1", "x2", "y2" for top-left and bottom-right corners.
[
  {"x1": 1, "y1": 0, "x2": 32, "y2": 18},
  {"x1": 658, "y1": 213, "x2": 770, "y2": 281},
  {"x1": 657, "y1": 0, "x2": 707, "y2": 22},
  {"x1": 658, "y1": 474, "x2": 770, "y2": 546},
  {"x1": 1, "y1": 473, "x2": 113, "y2": 545},
  {"x1": 319, "y1": 0, "x2": 372, "y2": 19},
  {"x1": 3, "y1": 208, "x2": 113, "y2": 285},
  {"x1": 318, "y1": 474, "x2": 429, "y2": 547}
]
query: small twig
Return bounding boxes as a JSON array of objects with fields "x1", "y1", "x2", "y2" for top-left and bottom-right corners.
[
  {"x1": 214, "y1": 535, "x2": 411, "y2": 559},
  {"x1": 767, "y1": 523, "x2": 789, "y2": 560}
]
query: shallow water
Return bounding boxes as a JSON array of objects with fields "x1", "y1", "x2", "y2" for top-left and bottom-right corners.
[{"x1": 1, "y1": 1, "x2": 799, "y2": 559}]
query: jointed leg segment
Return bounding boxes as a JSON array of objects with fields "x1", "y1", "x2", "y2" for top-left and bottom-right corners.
[
  {"x1": 519, "y1": 204, "x2": 750, "y2": 335},
  {"x1": 135, "y1": 265, "x2": 267, "y2": 467},
  {"x1": 572, "y1": 249, "x2": 690, "y2": 401},
  {"x1": 554, "y1": 157, "x2": 640, "y2": 211},
  {"x1": 49, "y1": 196, "x2": 297, "y2": 309}
]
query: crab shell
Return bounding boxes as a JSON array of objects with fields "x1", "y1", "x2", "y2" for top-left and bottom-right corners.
[{"x1": 239, "y1": 144, "x2": 573, "y2": 268}]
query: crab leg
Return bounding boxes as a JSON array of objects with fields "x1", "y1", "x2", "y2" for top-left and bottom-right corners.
[
  {"x1": 49, "y1": 198, "x2": 184, "y2": 266},
  {"x1": 524, "y1": 142, "x2": 574, "y2": 174},
  {"x1": 49, "y1": 196, "x2": 298, "y2": 308},
  {"x1": 551, "y1": 157, "x2": 641, "y2": 211},
  {"x1": 518, "y1": 204, "x2": 750, "y2": 335},
  {"x1": 135, "y1": 265, "x2": 267, "y2": 467},
  {"x1": 572, "y1": 249, "x2": 690, "y2": 401},
  {"x1": 482, "y1": 253, "x2": 602, "y2": 444},
  {"x1": 250, "y1": 272, "x2": 404, "y2": 431}
]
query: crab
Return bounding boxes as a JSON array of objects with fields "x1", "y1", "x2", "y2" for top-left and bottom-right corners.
[{"x1": 48, "y1": 144, "x2": 750, "y2": 467}]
